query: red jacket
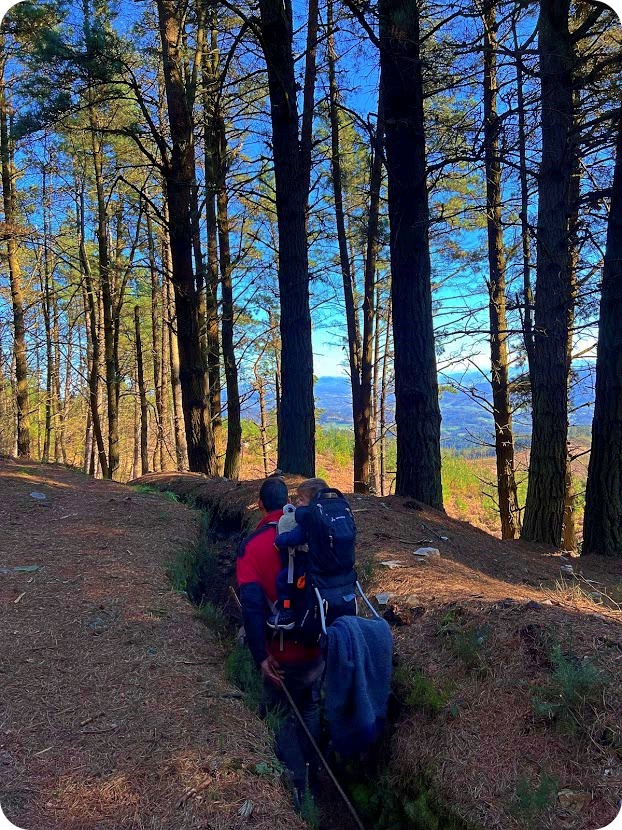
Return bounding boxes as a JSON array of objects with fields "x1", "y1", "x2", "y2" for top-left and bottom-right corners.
[{"x1": 237, "y1": 510, "x2": 321, "y2": 665}]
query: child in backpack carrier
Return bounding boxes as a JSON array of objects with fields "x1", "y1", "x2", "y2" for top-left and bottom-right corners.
[
  {"x1": 266, "y1": 478, "x2": 327, "y2": 631},
  {"x1": 267, "y1": 478, "x2": 358, "y2": 634}
]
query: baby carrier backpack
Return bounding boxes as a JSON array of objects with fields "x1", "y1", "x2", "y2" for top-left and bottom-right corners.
[{"x1": 286, "y1": 488, "x2": 360, "y2": 643}]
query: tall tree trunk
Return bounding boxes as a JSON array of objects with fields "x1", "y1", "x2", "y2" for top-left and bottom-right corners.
[
  {"x1": 522, "y1": 0, "x2": 575, "y2": 544},
  {"x1": 78, "y1": 184, "x2": 108, "y2": 478},
  {"x1": 255, "y1": 367, "x2": 270, "y2": 478},
  {"x1": 160, "y1": 263, "x2": 170, "y2": 469},
  {"x1": 512, "y1": 16, "x2": 535, "y2": 372},
  {"x1": 326, "y1": 1, "x2": 365, "y2": 491},
  {"x1": 52, "y1": 289, "x2": 65, "y2": 463},
  {"x1": 257, "y1": 0, "x2": 316, "y2": 476},
  {"x1": 369, "y1": 280, "x2": 382, "y2": 493},
  {"x1": 131, "y1": 363, "x2": 139, "y2": 481},
  {"x1": 482, "y1": 1, "x2": 521, "y2": 539},
  {"x1": 379, "y1": 299, "x2": 392, "y2": 497},
  {"x1": 164, "y1": 249, "x2": 188, "y2": 471},
  {"x1": 562, "y1": 142, "x2": 581, "y2": 551},
  {"x1": 583, "y1": 116, "x2": 622, "y2": 556},
  {"x1": 81, "y1": 282, "x2": 94, "y2": 473},
  {"x1": 0, "y1": 45, "x2": 30, "y2": 458},
  {"x1": 88, "y1": 110, "x2": 118, "y2": 479},
  {"x1": 41, "y1": 160, "x2": 53, "y2": 463},
  {"x1": 203, "y1": 28, "x2": 222, "y2": 459},
  {"x1": 156, "y1": 0, "x2": 217, "y2": 475},
  {"x1": 215, "y1": 115, "x2": 242, "y2": 480},
  {"x1": 146, "y1": 208, "x2": 164, "y2": 471},
  {"x1": 361, "y1": 82, "x2": 384, "y2": 495},
  {"x1": 378, "y1": 0, "x2": 442, "y2": 508},
  {"x1": 134, "y1": 305, "x2": 149, "y2": 476}
]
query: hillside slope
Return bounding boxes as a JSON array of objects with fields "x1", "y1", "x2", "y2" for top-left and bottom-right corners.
[
  {"x1": 0, "y1": 459, "x2": 302, "y2": 830},
  {"x1": 136, "y1": 471, "x2": 622, "y2": 830}
]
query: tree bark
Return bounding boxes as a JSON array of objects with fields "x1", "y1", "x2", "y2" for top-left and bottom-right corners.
[
  {"x1": 0, "y1": 46, "x2": 30, "y2": 458},
  {"x1": 41, "y1": 159, "x2": 53, "y2": 463},
  {"x1": 522, "y1": 0, "x2": 575, "y2": 545},
  {"x1": 215, "y1": 113, "x2": 242, "y2": 480},
  {"x1": 582, "y1": 116, "x2": 622, "y2": 556},
  {"x1": 146, "y1": 208, "x2": 164, "y2": 471},
  {"x1": 482, "y1": 1, "x2": 521, "y2": 540},
  {"x1": 512, "y1": 15, "x2": 535, "y2": 372},
  {"x1": 378, "y1": 0, "x2": 442, "y2": 508},
  {"x1": 257, "y1": 0, "x2": 315, "y2": 476},
  {"x1": 164, "y1": 250, "x2": 188, "y2": 471},
  {"x1": 156, "y1": 0, "x2": 217, "y2": 475},
  {"x1": 78, "y1": 184, "x2": 108, "y2": 478},
  {"x1": 52, "y1": 288, "x2": 66, "y2": 464},
  {"x1": 361, "y1": 82, "x2": 384, "y2": 495},
  {"x1": 134, "y1": 305, "x2": 149, "y2": 476},
  {"x1": 88, "y1": 106, "x2": 119, "y2": 479},
  {"x1": 204, "y1": 27, "x2": 223, "y2": 460},
  {"x1": 369, "y1": 280, "x2": 382, "y2": 493},
  {"x1": 255, "y1": 366, "x2": 270, "y2": 478},
  {"x1": 379, "y1": 299, "x2": 392, "y2": 497},
  {"x1": 326, "y1": 1, "x2": 365, "y2": 491}
]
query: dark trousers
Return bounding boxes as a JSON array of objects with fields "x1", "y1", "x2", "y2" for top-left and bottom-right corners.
[{"x1": 262, "y1": 658, "x2": 324, "y2": 793}]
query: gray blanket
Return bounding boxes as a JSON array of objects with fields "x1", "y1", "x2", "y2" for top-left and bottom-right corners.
[{"x1": 324, "y1": 615, "x2": 393, "y2": 756}]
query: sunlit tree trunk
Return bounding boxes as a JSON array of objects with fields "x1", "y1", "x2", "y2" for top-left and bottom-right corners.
[
  {"x1": 78, "y1": 182, "x2": 108, "y2": 478},
  {"x1": 146, "y1": 208, "x2": 163, "y2": 471},
  {"x1": 156, "y1": 0, "x2": 217, "y2": 475},
  {"x1": 0, "y1": 40, "x2": 30, "y2": 458},
  {"x1": 257, "y1": 0, "x2": 316, "y2": 476},
  {"x1": 522, "y1": 0, "x2": 575, "y2": 545},
  {"x1": 379, "y1": 0, "x2": 442, "y2": 507},
  {"x1": 482, "y1": 1, "x2": 521, "y2": 539},
  {"x1": 134, "y1": 305, "x2": 149, "y2": 476},
  {"x1": 215, "y1": 113, "x2": 241, "y2": 480},
  {"x1": 583, "y1": 116, "x2": 622, "y2": 556}
]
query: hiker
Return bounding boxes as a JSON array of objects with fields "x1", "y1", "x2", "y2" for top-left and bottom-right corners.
[
  {"x1": 236, "y1": 476, "x2": 323, "y2": 807},
  {"x1": 269, "y1": 478, "x2": 361, "y2": 639},
  {"x1": 267, "y1": 477, "x2": 329, "y2": 631}
]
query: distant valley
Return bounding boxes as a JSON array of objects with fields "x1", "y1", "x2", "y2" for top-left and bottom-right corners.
[{"x1": 239, "y1": 370, "x2": 595, "y2": 451}]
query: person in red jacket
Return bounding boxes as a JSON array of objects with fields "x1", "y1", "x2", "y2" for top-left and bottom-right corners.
[{"x1": 237, "y1": 476, "x2": 323, "y2": 806}]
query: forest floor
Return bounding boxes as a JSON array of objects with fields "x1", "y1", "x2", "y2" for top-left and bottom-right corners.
[
  {"x1": 3, "y1": 457, "x2": 622, "y2": 830},
  {"x1": 133, "y1": 470, "x2": 622, "y2": 830},
  {"x1": 0, "y1": 457, "x2": 304, "y2": 830}
]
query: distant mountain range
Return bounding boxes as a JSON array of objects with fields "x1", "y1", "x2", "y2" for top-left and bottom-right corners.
[{"x1": 239, "y1": 369, "x2": 596, "y2": 450}]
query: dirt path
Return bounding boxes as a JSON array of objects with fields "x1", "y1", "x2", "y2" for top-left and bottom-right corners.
[{"x1": 0, "y1": 458, "x2": 302, "y2": 830}]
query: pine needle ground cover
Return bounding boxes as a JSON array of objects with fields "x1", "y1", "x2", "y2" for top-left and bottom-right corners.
[
  {"x1": 0, "y1": 459, "x2": 303, "y2": 830},
  {"x1": 138, "y1": 471, "x2": 622, "y2": 830}
]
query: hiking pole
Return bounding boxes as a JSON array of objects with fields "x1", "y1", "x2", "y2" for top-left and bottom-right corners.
[{"x1": 280, "y1": 680, "x2": 367, "y2": 830}]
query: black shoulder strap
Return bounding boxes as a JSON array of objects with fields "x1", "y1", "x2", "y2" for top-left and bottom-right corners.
[{"x1": 237, "y1": 521, "x2": 278, "y2": 559}]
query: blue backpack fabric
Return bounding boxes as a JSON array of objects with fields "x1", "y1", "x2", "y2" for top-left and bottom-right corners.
[
  {"x1": 283, "y1": 488, "x2": 358, "y2": 643},
  {"x1": 299, "y1": 488, "x2": 357, "y2": 587}
]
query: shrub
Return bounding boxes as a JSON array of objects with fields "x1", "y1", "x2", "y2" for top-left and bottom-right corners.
[
  {"x1": 510, "y1": 773, "x2": 558, "y2": 827},
  {"x1": 394, "y1": 666, "x2": 450, "y2": 715},
  {"x1": 438, "y1": 609, "x2": 491, "y2": 671},
  {"x1": 531, "y1": 643, "x2": 605, "y2": 726}
]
